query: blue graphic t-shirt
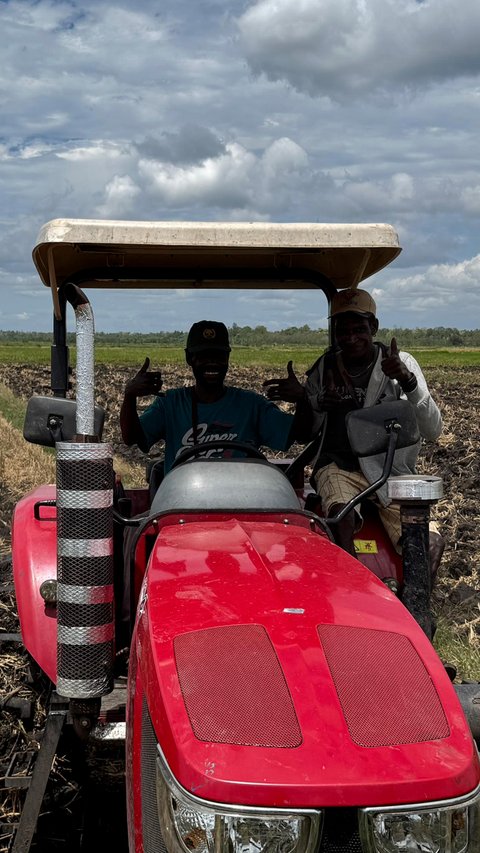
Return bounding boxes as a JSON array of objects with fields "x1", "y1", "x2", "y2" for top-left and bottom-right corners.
[{"x1": 139, "y1": 386, "x2": 293, "y2": 472}]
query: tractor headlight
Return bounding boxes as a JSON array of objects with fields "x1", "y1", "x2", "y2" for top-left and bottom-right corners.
[
  {"x1": 156, "y1": 757, "x2": 321, "y2": 853},
  {"x1": 359, "y1": 785, "x2": 480, "y2": 853}
]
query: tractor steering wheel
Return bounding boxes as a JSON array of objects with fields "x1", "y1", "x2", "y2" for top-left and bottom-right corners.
[{"x1": 170, "y1": 440, "x2": 268, "y2": 470}]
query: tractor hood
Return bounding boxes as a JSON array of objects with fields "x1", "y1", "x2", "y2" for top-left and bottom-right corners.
[{"x1": 136, "y1": 514, "x2": 479, "y2": 809}]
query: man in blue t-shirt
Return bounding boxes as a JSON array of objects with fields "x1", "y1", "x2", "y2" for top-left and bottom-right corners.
[{"x1": 120, "y1": 320, "x2": 304, "y2": 469}]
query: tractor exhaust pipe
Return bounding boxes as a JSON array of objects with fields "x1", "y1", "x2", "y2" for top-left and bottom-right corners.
[
  {"x1": 56, "y1": 442, "x2": 114, "y2": 700},
  {"x1": 387, "y1": 475, "x2": 443, "y2": 640},
  {"x1": 56, "y1": 285, "x2": 114, "y2": 703}
]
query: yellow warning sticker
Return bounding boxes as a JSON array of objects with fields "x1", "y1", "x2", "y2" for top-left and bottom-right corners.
[{"x1": 354, "y1": 540, "x2": 378, "y2": 554}]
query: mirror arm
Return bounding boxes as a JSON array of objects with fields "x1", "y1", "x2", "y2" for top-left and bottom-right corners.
[{"x1": 327, "y1": 423, "x2": 401, "y2": 526}]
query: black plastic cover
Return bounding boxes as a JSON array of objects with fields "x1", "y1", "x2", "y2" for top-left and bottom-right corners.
[
  {"x1": 23, "y1": 395, "x2": 105, "y2": 446},
  {"x1": 346, "y1": 399, "x2": 419, "y2": 457}
]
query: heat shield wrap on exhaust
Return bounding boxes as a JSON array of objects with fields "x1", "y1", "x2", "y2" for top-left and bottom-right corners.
[{"x1": 56, "y1": 442, "x2": 114, "y2": 699}]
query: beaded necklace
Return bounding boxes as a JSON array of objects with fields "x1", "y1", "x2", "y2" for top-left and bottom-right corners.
[{"x1": 344, "y1": 357, "x2": 375, "y2": 379}]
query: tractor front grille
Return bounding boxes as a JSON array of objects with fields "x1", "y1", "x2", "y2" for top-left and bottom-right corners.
[{"x1": 319, "y1": 809, "x2": 363, "y2": 852}]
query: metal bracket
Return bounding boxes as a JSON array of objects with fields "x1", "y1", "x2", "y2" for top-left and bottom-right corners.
[{"x1": 11, "y1": 692, "x2": 68, "y2": 853}]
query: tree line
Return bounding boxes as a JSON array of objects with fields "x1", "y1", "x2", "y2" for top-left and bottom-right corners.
[{"x1": 0, "y1": 325, "x2": 479, "y2": 347}]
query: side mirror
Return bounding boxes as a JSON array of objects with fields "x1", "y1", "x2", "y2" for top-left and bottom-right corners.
[
  {"x1": 346, "y1": 399, "x2": 419, "y2": 457},
  {"x1": 23, "y1": 395, "x2": 105, "y2": 447}
]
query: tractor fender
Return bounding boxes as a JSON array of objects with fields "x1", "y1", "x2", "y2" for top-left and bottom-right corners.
[{"x1": 12, "y1": 485, "x2": 57, "y2": 682}]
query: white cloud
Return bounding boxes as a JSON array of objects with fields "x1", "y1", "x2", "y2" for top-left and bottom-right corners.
[
  {"x1": 57, "y1": 142, "x2": 127, "y2": 162},
  {"x1": 262, "y1": 137, "x2": 308, "y2": 176},
  {"x1": 137, "y1": 138, "x2": 308, "y2": 212},
  {"x1": 1, "y1": 0, "x2": 80, "y2": 32},
  {"x1": 138, "y1": 143, "x2": 255, "y2": 208},
  {"x1": 238, "y1": 0, "x2": 480, "y2": 99},
  {"x1": 0, "y1": 0, "x2": 480, "y2": 330},
  {"x1": 374, "y1": 254, "x2": 480, "y2": 327},
  {"x1": 460, "y1": 185, "x2": 480, "y2": 215},
  {"x1": 96, "y1": 175, "x2": 141, "y2": 218}
]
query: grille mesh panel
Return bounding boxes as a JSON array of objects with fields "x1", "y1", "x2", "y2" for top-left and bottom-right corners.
[
  {"x1": 141, "y1": 699, "x2": 168, "y2": 853},
  {"x1": 174, "y1": 624, "x2": 302, "y2": 747},
  {"x1": 58, "y1": 507, "x2": 113, "y2": 539},
  {"x1": 57, "y1": 601, "x2": 114, "y2": 626},
  {"x1": 60, "y1": 556, "x2": 114, "y2": 586},
  {"x1": 320, "y1": 833, "x2": 362, "y2": 853},
  {"x1": 318, "y1": 625, "x2": 449, "y2": 747},
  {"x1": 58, "y1": 642, "x2": 113, "y2": 678},
  {"x1": 320, "y1": 809, "x2": 363, "y2": 852},
  {"x1": 57, "y1": 459, "x2": 114, "y2": 490}
]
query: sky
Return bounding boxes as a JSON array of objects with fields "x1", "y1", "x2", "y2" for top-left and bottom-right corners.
[{"x1": 1, "y1": 0, "x2": 480, "y2": 333}]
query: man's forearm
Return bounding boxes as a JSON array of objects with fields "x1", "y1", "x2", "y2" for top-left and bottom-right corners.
[
  {"x1": 120, "y1": 394, "x2": 147, "y2": 449},
  {"x1": 289, "y1": 393, "x2": 313, "y2": 443}
]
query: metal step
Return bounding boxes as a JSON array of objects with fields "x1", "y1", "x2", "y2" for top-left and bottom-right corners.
[{"x1": 92, "y1": 678, "x2": 127, "y2": 741}]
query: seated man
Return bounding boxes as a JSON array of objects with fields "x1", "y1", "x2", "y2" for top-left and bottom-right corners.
[
  {"x1": 264, "y1": 289, "x2": 444, "y2": 570},
  {"x1": 119, "y1": 319, "x2": 310, "y2": 645},
  {"x1": 121, "y1": 319, "x2": 306, "y2": 472}
]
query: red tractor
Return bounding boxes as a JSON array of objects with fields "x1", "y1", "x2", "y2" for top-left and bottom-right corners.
[{"x1": 6, "y1": 220, "x2": 480, "y2": 851}]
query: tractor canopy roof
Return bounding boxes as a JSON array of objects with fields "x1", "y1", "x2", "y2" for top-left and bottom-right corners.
[{"x1": 33, "y1": 219, "x2": 401, "y2": 316}]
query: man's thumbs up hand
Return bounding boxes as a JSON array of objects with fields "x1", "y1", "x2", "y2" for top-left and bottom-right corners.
[
  {"x1": 381, "y1": 337, "x2": 412, "y2": 384},
  {"x1": 389, "y1": 337, "x2": 399, "y2": 357},
  {"x1": 125, "y1": 357, "x2": 163, "y2": 399},
  {"x1": 263, "y1": 361, "x2": 305, "y2": 403}
]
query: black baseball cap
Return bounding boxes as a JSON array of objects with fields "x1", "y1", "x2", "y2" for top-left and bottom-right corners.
[{"x1": 185, "y1": 321, "x2": 231, "y2": 354}]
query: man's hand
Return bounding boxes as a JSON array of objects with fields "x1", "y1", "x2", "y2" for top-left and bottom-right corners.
[
  {"x1": 125, "y1": 357, "x2": 163, "y2": 399},
  {"x1": 263, "y1": 361, "x2": 305, "y2": 403},
  {"x1": 381, "y1": 338, "x2": 411, "y2": 383}
]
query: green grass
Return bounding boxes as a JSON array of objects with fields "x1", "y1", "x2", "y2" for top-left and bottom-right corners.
[
  {"x1": 0, "y1": 383, "x2": 29, "y2": 432},
  {"x1": 408, "y1": 348, "x2": 480, "y2": 368},
  {"x1": 0, "y1": 384, "x2": 56, "y2": 458},
  {"x1": 1, "y1": 343, "x2": 479, "y2": 371},
  {"x1": 0, "y1": 344, "x2": 52, "y2": 365},
  {"x1": 433, "y1": 618, "x2": 480, "y2": 682}
]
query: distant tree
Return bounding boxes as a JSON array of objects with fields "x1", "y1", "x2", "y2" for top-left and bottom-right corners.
[{"x1": 1, "y1": 327, "x2": 480, "y2": 347}]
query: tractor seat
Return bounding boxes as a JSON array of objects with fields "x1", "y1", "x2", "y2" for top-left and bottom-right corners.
[{"x1": 150, "y1": 457, "x2": 301, "y2": 514}]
